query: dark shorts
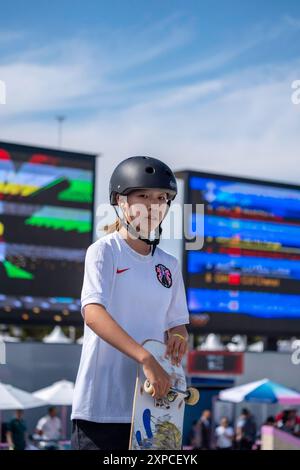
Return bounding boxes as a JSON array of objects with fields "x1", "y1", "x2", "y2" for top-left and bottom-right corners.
[{"x1": 71, "y1": 419, "x2": 131, "y2": 450}]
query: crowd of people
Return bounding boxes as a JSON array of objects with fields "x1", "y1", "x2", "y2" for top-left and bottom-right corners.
[
  {"x1": 4, "y1": 407, "x2": 62, "y2": 450},
  {"x1": 4, "y1": 405, "x2": 300, "y2": 450},
  {"x1": 188, "y1": 407, "x2": 300, "y2": 450}
]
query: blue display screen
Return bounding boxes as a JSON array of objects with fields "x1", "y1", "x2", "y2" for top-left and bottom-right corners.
[{"x1": 185, "y1": 173, "x2": 300, "y2": 333}]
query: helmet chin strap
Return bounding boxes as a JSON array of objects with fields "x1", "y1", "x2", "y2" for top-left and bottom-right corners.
[{"x1": 113, "y1": 201, "x2": 171, "y2": 256}]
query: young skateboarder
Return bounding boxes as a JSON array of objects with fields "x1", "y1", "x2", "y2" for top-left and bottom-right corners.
[{"x1": 71, "y1": 156, "x2": 190, "y2": 450}]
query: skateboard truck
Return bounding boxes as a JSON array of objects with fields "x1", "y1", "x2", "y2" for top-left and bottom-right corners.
[{"x1": 144, "y1": 380, "x2": 199, "y2": 406}]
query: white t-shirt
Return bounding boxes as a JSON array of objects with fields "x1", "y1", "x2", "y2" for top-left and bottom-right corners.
[
  {"x1": 36, "y1": 415, "x2": 61, "y2": 440},
  {"x1": 215, "y1": 425, "x2": 234, "y2": 448},
  {"x1": 71, "y1": 230, "x2": 190, "y2": 423}
]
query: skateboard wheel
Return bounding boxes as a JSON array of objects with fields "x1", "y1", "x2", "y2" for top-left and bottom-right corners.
[
  {"x1": 185, "y1": 387, "x2": 200, "y2": 406},
  {"x1": 144, "y1": 380, "x2": 155, "y2": 396}
]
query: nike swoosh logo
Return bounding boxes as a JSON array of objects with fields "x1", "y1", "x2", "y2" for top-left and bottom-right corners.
[{"x1": 116, "y1": 268, "x2": 130, "y2": 274}]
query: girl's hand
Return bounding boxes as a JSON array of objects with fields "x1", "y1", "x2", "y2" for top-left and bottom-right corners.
[
  {"x1": 142, "y1": 353, "x2": 172, "y2": 399},
  {"x1": 165, "y1": 333, "x2": 188, "y2": 367}
]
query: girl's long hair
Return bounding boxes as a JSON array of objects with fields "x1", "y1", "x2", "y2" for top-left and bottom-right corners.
[{"x1": 101, "y1": 218, "x2": 121, "y2": 234}]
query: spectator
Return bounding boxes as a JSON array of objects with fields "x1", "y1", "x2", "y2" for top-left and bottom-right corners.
[
  {"x1": 6, "y1": 410, "x2": 27, "y2": 450},
  {"x1": 215, "y1": 417, "x2": 234, "y2": 450},
  {"x1": 188, "y1": 420, "x2": 201, "y2": 449},
  {"x1": 35, "y1": 406, "x2": 61, "y2": 441},
  {"x1": 264, "y1": 416, "x2": 275, "y2": 427},
  {"x1": 281, "y1": 415, "x2": 296, "y2": 435},
  {"x1": 287, "y1": 409, "x2": 300, "y2": 435},
  {"x1": 276, "y1": 409, "x2": 288, "y2": 428},
  {"x1": 198, "y1": 410, "x2": 212, "y2": 450},
  {"x1": 254, "y1": 416, "x2": 275, "y2": 451},
  {"x1": 275, "y1": 409, "x2": 300, "y2": 429},
  {"x1": 235, "y1": 408, "x2": 257, "y2": 450}
]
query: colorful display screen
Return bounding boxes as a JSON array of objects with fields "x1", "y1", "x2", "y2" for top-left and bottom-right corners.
[
  {"x1": 0, "y1": 142, "x2": 95, "y2": 324},
  {"x1": 184, "y1": 172, "x2": 300, "y2": 334}
]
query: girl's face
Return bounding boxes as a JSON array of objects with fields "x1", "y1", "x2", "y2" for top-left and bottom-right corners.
[{"x1": 117, "y1": 188, "x2": 169, "y2": 235}]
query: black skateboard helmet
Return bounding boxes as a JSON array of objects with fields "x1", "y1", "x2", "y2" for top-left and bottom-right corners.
[
  {"x1": 109, "y1": 156, "x2": 177, "y2": 256},
  {"x1": 109, "y1": 156, "x2": 177, "y2": 205}
]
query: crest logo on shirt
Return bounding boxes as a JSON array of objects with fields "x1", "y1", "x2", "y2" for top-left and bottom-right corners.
[{"x1": 155, "y1": 264, "x2": 172, "y2": 288}]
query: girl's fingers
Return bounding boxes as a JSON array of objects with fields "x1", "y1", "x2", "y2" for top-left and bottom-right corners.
[
  {"x1": 170, "y1": 338, "x2": 181, "y2": 365},
  {"x1": 170, "y1": 339, "x2": 179, "y2": 365},
  {"x1": 165, "y1": 336, "x2": 188, "y2": 366},
  {"x1": 164, "y1": 339, "x2": 173, "y2": 358},
  {"x1": 177, "y1": 340, "x2": 186, "y2": 365},
  {"x1": 165, "y1": 337, "x2": 176, "y2": 359}
]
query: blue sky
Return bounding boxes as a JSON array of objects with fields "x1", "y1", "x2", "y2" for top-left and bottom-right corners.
[{"x1": 0, "y1": 0, "x2": 300, "y2": 210}]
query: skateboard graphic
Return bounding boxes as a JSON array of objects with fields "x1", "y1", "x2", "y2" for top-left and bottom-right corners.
[{"x1": 129, "y1": 339, "x2": 199, "y2": 450}]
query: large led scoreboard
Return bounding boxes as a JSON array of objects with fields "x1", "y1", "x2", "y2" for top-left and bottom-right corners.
[
  {"x1": 176, "y1": 170, "x2": 300, "y2": 335},
  {"x1": 0, "y1": 141, "x2": 96, "y2": 325}
]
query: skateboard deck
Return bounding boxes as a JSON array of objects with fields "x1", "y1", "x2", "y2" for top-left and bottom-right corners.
[{"x1": 129, "y1": 339, "x2": 199, "y2": 450}]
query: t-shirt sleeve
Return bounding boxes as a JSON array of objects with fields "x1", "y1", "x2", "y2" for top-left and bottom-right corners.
[
  {"x1": 81, "y1": 241, "x2": 114, "y2": 317},
  {"x1": 164, "y1": 258, "x2": 190, "y2": 331},
  {"x1": 36, "y1": 417, "x2": 46, "y2": 431}
]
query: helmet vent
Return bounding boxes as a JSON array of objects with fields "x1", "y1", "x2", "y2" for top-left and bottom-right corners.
[{"x1": 145, "y1": 166, "x2": 155, "y2": 174}]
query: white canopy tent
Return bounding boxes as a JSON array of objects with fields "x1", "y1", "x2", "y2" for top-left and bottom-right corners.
[
  {"x1": 0, "y1": 383, "x2": 45, "y2": 443},
  {"x1": 0, "y1": 383, "x2": 46, "y2": 410},
  {"x1": 0, "y1": 333, "x2": 20, "y2": 342},
  {"x1": 33, "y1": 380, "x2": 74, "y2": 406},
  {"x1": 198, "y1": 334, "x2": 225, "y2": 351},
  {"x1": 42, "y1": 326, "x2": 72, "y2": 344}
]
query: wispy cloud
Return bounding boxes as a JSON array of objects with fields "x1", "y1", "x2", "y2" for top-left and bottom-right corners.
[
  {"x1": 284, "y1": 15, "x2": 300, "y2": 30},
  {"x1": 0, "y1": 31, "x2": 24, "y2": 45},
  {"x1": 0, "y1": 13, "x2": 299, "y2": 210},
  {"x1": 0, "y1": 14, "x2": 196, "y2": 117}
]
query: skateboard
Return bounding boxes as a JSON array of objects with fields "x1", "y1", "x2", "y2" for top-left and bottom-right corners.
[{"x1": 129, "y1": 339, "x2": 199, "y2": 450}]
